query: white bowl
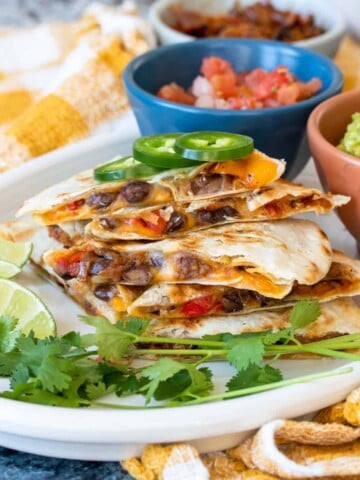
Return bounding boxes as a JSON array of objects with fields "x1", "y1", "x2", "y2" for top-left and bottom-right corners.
[
  {"x1": 149, "y1": 0, "x2": 346, "y2": 57},
  {"x1": 329, "y1": 0, "x2": 360, "y2": 41}
]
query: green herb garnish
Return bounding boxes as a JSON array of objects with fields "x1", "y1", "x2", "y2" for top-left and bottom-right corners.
[{"x1": 0, "y1": 299, "x2": 358, "y2": 408}]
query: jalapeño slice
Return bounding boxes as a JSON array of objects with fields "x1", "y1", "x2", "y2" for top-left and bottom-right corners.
[
  {"x1": 133, "y1": 133, "x2": 200, "y2": 168},
  {"x1": 94, "y1": 156, "x2": 162, "y2": 182},
  {"x1": 175, "y1": 131, "x2": 254, "y2": 162}
]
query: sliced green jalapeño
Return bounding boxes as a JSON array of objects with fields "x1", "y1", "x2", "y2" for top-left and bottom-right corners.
[
  {"x1": 133, "y1": 133, "x2": 200, "y2": 168},
  {"x1": 94, "y1": 156, "x2": 163, "y2": 182},
  {"x1": 175, "y1": 131, "x2": 254, "y2": 162}
]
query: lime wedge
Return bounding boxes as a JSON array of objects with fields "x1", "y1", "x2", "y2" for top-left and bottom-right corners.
[
  {"x1": 0, "y1": 260, "x2": 21, "y2": 279},
  {"x1": 0, "y1": 239, "x2": 32, "y2": 267},
  {"x1": 0, "y1": 278, "x2": 56, "y2": 338}
]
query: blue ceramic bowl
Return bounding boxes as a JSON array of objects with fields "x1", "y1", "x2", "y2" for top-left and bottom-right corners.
[{"x1": 124, "y1": 38, "x2": 343, "y2": 179}]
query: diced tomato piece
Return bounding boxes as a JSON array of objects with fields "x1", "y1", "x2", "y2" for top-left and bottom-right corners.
[
  {"x1": 250, "y1": 66, "x2": 292, "y2": 100},
  {"x1": 298, "y1": 78, "x2": 322, "y2": 99},
  {"x1": 263, "y1": 98, "x2": 280, "y2": 108},
  {"x1": 125, "y1": 210, "x2": 167, "y2": 236},
  {"x1": 157, "y1": 83, "x2": 195, "y2": 105},
  {"x1": 142, "y1": 210, "x2": 167, "y2": 235},
  {"x1": 236, "y1": 71, "x2": 249, "y2": 86},
  {"x1": 201, "y1": 56, "x2": 233, "y2": 79},
  {"x1": 228, "y1": 87, "x2": 259, "y2": 109},
  {"x1": 67, "y1": 199, "x2": 85, "y2": 211},
  {"x1": 67, "y1": 261, "x2": 80, "y2": 277},
  {"x1": 243, "y1": 68, "x2": 267, "y2": 89},
  {"x1": 181, "y1": 295, "x2": 214, "y2": 317},
  {"x1": 210, "y1": 71, "x2": 237, "y2": 98},
  {"x1": 55, "y1": 251, "x2": 83, "y2": 277},
  {"x1": 277, "y1": 83, "x2": 300, "y2": 105}
]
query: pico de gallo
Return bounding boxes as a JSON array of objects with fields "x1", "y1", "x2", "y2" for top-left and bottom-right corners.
[{"x1": 157, "y1": 56, "x2": 322, "y2": 110}]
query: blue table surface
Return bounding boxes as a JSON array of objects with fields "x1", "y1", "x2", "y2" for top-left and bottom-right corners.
[
  {"x1": 0, "y1": 1, "x2": 151, "y2": 478},
  {"x1": 0, "y1": 446, "x2": 132, "y2": 479}
]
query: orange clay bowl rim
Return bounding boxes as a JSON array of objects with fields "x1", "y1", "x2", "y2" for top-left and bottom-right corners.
[{"x1": 308, "y1": 88, "x2": 360, "y2": 167}]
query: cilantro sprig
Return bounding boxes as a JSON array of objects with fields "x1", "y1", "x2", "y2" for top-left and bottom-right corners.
[{"x1": 0, "y1": 300, "x2": 359, "y2": 408}]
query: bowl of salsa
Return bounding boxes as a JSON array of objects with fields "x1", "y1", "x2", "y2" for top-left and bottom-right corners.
[{"x1": 124, "y1": 38, "x2": 343, "y2": 179}]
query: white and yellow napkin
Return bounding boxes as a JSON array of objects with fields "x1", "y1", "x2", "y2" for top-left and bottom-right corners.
[{"x1": 0, "y1": 1, "x2": 155, "y2": 173}]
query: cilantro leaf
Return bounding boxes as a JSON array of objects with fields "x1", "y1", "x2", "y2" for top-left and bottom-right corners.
[
  {"x1": 290, "y1": 299, "x2": 321, "y2": 330},
  {"x1": 85, "y1": 381, "x2": 113, "y2": 400},
  {"x1": 153, "y1": 366, "x2": 213, "y2": 403},
  {"x1": 80, "y1": 315, "x2": 136, "y2": 359},
  {"x1": 153, "y1": 369, "x2": 191, "y2": 401},
  {"x1": 0, "y1": 316, "x2": 20, "y2": 353},
  {"x1": 226, "y1": 334, "x2": 265, "y2": 371},
  {"x1": 0, "y1": 387, "x2": 90, "y2": 407},
  {"x1": 116, "y1": 318, "x2": 150, "y2": 336},
  {"x1": 181, "y1": 365, "x2": 213, "y2": 400},
  {"x1": 141, "y1": 358, "x2": 186, "y2": 403},
  {"x1": 10, "y1": 364, "x2": 29, "y2": 389},
  {"x1": 262, "y1": 328, "x2": 293, "y2": 345},
  {"x1": 226, "y1": 364, "x2": 283, "y2": 392},
  {"x1": 37, "y1": 355, "x2": 72, "y2": 393},
  {"x1": 114, "y1": 374, "x2": 147, "y2": 397}
]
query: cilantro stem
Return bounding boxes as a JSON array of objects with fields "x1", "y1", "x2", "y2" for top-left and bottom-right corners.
[
  {"x1": 137, "y1": 336, "x2": 225, "y2": 348},
  {"x1": 166, "y1": 367, "x2": 354, "y2": 406},
  {"x1": 60, "y1": 349, "x2": 98, "y2": 360},
  {"x1": 133, "y1": 348, "x2": 227, "y2": 357},
  {"x1": 305, "y1": 333, "x2": 360, "y2": 346},
  {"x1": 91, "y1": 367, "x2": 353, "y2": 409},
  {"x1": 293, "y1": 345, "x2": 360, "y2": 361}
]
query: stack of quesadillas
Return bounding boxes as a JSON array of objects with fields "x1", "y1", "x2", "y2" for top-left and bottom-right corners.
[{"x1": 11, "y1": 148, "x2": 360, "y2": 341}]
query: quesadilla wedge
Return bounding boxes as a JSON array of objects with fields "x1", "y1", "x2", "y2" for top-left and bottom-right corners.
[
  {"x1": 43, "y1": 219, "x2": 332, "y2": 299},
  {"x1": 128, "y1": 251, "x2": 360, "y2": 319},
  {"x1": 87, "y1": 180, "x2": 349, "y2": 241},
  {"x1": 145, "y1": 298, "x2": 360, "y2": 340},
  {"x1": 17, "y1": 150, "x2": 285, "y2": 225},
  {"x1": 52, "y1": 251, "x2": 360, "y2": 323},
  {"x1": 0, "y1": 220, "x2": 144, "y2": 316}
]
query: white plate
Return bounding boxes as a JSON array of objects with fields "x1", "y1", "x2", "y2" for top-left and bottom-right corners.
[{"x1": 0, "y1": 154, "x2": 359, "y2": 461}]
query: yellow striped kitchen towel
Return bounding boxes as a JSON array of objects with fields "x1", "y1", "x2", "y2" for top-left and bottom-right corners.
[{"x1": 0, "y1": 1, "x2": 155, "y2": 173}]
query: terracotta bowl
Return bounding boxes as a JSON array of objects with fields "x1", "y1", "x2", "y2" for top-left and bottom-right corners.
[{"x1": 307, "y1": 88, "x2": 360, "y2": 249}]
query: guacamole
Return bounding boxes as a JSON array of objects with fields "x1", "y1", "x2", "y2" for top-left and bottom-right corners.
[{"x1": 339, "y1": 112, "x2": 360, "y2": 158}]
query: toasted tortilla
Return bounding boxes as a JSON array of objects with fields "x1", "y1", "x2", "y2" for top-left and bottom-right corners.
[
  {"x1": 0, "y1": 220, "x2": 143, "y2": 318},
  {"x1": 145, "y1": 298, "x2": 360, "y2": 340},
  {"x1": 17, "y1": 150, "x2": 285, "y2": 224},
  {"x1": 43, "y1": 219, "x2": 332, "y2": 299},
  {"x1": 88, "y1": 180, "x2": 349, "y2": 241},
  {"x1": 0, "y1": 220, "x2": 85, "y2": 263},
  {"x1": 128, "y1": 251, "x2": 360, "y2": 319}
]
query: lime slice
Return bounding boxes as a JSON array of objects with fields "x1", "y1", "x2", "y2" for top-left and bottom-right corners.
[
  {"x1": 0, "y1": 278, "x2": 56, "y2": 338},
  {"x1": 0, "y1": 260, "x2": 21, "y2": 279},
  {"x1": 0, "y1": 239, "x2": 32, "y2": 267}
]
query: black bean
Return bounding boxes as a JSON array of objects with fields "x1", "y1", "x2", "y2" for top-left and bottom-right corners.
[
  {"x1": 195, "y1": 206, "x2": 239, "y2": 224},
  {"x1": 47, "y1": 225, "x2": 72, "y2": 246},
  {"x1": 94, "y1": 284, "x2": 117, "y2": 301},
  {"x1": 149, "y1": 251, "x2": 164, "y2": 268},
  {"x1": 222, "y1": 290, "x2": 244, "y2": 313},
  {"x1": 122, "y1": 265, "x2": 152, "y2": 285},
  {"x1": 86, "y1": 192, "x2": 117, "y2": 208},
  {"x1": 89, "y1": 258, "x2": 111, "y2": 275},
  {"x1": 99, "y1": 217, "x2": 118, "y2": 230},
  {"x1": 191, "y1": 174, "x2": 222, "y2": 195},
  {"x1": 166, "y1": 211, "x2": 186, "y2": 232},
  {"x1": 173, "y1": 252, "x2": 210, "y2": 279},
  {"x1": 120, "y1": 181, "x2": 151, "y2": 203}
]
